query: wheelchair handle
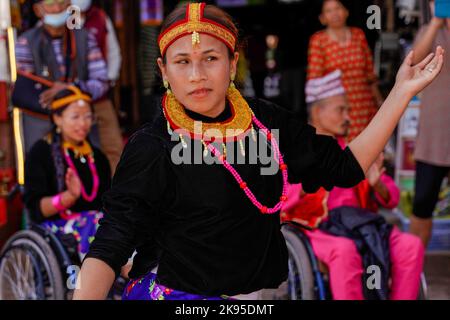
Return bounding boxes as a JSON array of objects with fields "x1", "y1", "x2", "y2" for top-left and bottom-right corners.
[{"x1": 7, "y1": 183, "x2": 23, "y2": 201}]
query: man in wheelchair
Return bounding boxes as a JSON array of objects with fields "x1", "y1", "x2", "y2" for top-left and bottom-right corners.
[
  {"x1": 23, "y1": 86, "x2": 111, "y2": 263},
  {"x1": 281, "y1": 70, "x2": 424, "y2": 300}
]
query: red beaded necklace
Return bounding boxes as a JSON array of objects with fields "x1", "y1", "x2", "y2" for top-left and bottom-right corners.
[
  {"x1": 62, "y1": 141, "x2": 100, "y2": 203},
  {"x1": 163, "y1": 88, "x2": 289, "y2": 214}
]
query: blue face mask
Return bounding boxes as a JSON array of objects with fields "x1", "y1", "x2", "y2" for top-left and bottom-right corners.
[{"x1": 43, "y1": 10, "x2": 70, "y2": 28}]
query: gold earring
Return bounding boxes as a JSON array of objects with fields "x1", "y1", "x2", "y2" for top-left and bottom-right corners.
[
  {"x1": 163, "y1": 80, "x2": 172, "y2": 94},
  {"x1": 56, "y1": 127, "x2": 61, "y2": 134},
  {"x1": 229, "y1": 73, "x2": 236, "y2": 89}
]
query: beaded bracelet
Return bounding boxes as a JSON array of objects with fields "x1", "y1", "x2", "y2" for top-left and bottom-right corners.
[{"x1": 52, "y1": 193, "x2": 66, "y2": 212}]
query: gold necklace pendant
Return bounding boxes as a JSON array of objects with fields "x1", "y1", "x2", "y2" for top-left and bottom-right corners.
[
  {"x1": 239, "y1": 139, "x2": 246, "y2": 157},
  {"x1": 251, "y1": 125, "x2": 257, "y2": 143},
  {"x1": 163, "y1": 86, "x2": 253, "y2": 143},
  {"x1": 62, "y1": 140, "x2": 93, "y2": 160},
  {"x1": 201, "y1": 139, "x2": 209, "y2": 157}
]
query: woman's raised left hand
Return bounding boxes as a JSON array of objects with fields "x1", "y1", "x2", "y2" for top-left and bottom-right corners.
[
  {"x1": 394, "y1": 46, "x2": 444, "y2": 99},
  {"x1": 65, "y1": 167, "x2": 82, "y2": 200}
]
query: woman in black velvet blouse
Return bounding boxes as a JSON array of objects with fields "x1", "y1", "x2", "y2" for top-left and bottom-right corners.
[{"x1": 74, "y1": 3, "x2": 444, "y2": 300}]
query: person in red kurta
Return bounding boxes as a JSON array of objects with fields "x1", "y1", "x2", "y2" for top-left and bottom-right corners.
[{"x1": 307, "y1": 0, "x2": 383, "y2": 141}]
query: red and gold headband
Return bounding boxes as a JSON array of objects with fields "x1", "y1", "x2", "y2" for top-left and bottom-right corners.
[
  {"x1": 158, "y1": 2, "x2": 236, "y2": 56},
  {"x1": 51, "y1": 86, "x2": 91, "y2": 111}
]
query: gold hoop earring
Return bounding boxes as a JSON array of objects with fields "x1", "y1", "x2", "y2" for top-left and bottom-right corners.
[{"x1": 163, "y1": 79, "x2": 172, "y2": 94}]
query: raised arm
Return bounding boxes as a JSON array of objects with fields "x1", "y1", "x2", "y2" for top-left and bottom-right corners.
[
  {"x1": 349, "y1": 46, "x2": 444, "y2": 173},
  {"x1": 412, "y1": 18, "x2": 445, "y2": 64}
]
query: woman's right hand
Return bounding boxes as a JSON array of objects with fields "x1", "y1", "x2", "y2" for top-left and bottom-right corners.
[{"x1": 65, "y1": 168, "x2": 82, "y2": 200}]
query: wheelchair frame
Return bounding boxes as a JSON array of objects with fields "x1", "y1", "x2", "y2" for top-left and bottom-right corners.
[
  {"x1": 276, "y1": 221, "x2": 428, "y2": 300},
  {"x1": 0, "y1": 109, "x2": 78, "y2": 299}
]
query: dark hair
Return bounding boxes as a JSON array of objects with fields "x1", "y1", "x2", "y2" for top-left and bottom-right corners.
[
  {"x1": 160, "y1": 3, "x2": 240, "y2": 63},
  {"x1": 51, "y1": 88, "x2": 92, "y2": 116},
  {"x1": 321, "y1": 0, "x2": 349, "y2": 12}
]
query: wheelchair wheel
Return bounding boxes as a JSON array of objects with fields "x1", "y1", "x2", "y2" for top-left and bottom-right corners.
[
  {"x1": 259, "y1": 226, "x2": 316, "y2": 300},
  {"x1": 417, "y1": 272, "x2": 428, "y2": 300},
  {"x1": 0, "y1": 230, "x2": 65, "y2": 300}
]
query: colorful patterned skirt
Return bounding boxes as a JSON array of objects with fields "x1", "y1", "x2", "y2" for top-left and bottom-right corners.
[
  {"x1": 122, "y1": 272, "x2": 234, "y2": 300},
  {"x1": 40, "y1": 210, "x2": 103, "y2": 260}
]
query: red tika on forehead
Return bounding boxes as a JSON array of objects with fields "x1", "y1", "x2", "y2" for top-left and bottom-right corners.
[{"x1": 158, "y1": 2, "x2": 236, "y2": 56}]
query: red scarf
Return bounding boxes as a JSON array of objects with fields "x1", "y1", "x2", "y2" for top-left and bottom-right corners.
[
  {"x1": 280, "y1": 187, "x2": 328, "y2": 229},
  {"x1": 353, "y1": 179, "x2": 379, "y2": 212}
]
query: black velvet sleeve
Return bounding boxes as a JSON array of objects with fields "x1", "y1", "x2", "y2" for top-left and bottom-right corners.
[
  {"x1": 256, "y1": 99, "x2": 366, "y2": 193},
  {"x1": 85, "y1": 129, "x2": 171, "y2": 276},
  {"x1": 23, "y1": 140, "x2": 55, "y2": 223}
]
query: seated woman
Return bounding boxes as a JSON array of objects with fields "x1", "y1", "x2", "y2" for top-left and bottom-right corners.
[
  {"x1": 281, "y1": 70, "x2": 424, "y2": 300},
  {"x1": 24, "y1": 86, "x2": 111, "y2": 263}
]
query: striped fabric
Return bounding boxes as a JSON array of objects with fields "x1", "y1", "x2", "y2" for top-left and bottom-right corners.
[
  {"x1": 305, "y1": 70, "x2": 345, "y2": 103},
  {"x1": 15, "y1": 30, "x2": 108, "y2": 100}
]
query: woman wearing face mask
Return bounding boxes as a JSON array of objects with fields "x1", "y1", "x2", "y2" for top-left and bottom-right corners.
[
  {"x1": 23, "y1": 86, "x2": 111, "y2": 262},
  {"x1": 307, "y1": 0, "x2": 384, "y2": 141},
  {"x1": 15, "y1": 0, "x2": 109, "y2": 107},
  {"x1": 73, "y1": 3, "x2": 443, "y2": 300},
  {"x1": 15, "y1": 0, "x2": 116, "y2": 169}
]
